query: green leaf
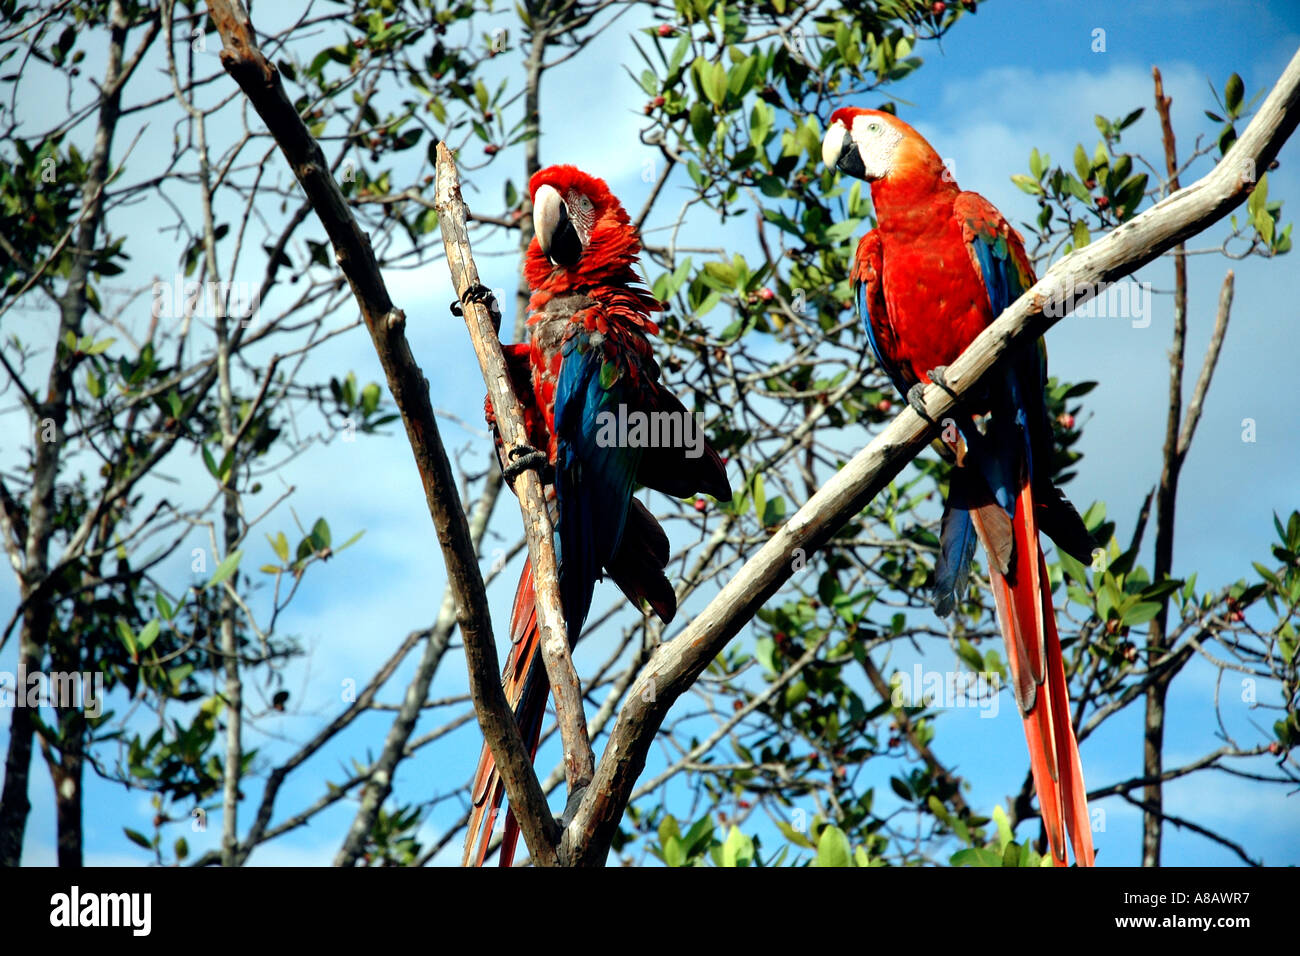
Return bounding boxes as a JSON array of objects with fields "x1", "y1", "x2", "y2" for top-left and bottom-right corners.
[
  {"x1": 662, "y1": 835, "x2": 685, "y2": 867},
  {"x1": 335, "y1": 530, "x2": 365, "y2": 554},
  {"x1": 689, "y1": 102, "x2": 712, "y2": 149},
  {"x1": 116, "y1": 618, "x2": 136, "y2": 657},
  {"x1": 1119, "y1": 108, "x2": 1144, "y2": 130},
  {"x1": 268, "y1": 531, "x2": 289, "y2": 562},
  {"x1": 206, "y1": 549, "x2": 243, "y2": 590},
  {"x1": 813, "y1": 825, "x2": 852, "y2": 867},
  {"x1": 1010, "y1": 173, "x2": 1042, "y2": 195},
  {"x1": 950, "y1": 847, "x2": 1003, "y2": 867},
  {"x1": 720, "y1": 826, "x2": 754, "y2": 867},
  {"x1": 776, "y1": 820, "x2": 816, "y2": 849},
  {"x1": 1224, "y1": 72, "x2": 1244, "y2": 116},
  {"x1": 992, "y1": 804, "x2": 1014, "y2": 851},
  {"x1": 1122, "y1": 601, "x2": 1162, "y2": 626},
  {"x1": 136, "y1": 618, "x2": 161, "y2": 652},
  {"x1": 1072, "y1": 218, "x2": 1090, "y2": 249},
  {"x1": 123, "y1": 828, "x2": 153, "y2": 850},
  {"x1": 1073, "y1": 144, "x2": 1091, "y2": 182}
]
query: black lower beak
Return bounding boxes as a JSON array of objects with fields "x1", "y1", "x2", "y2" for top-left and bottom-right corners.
[
  {"x1": 836, "y1": 138, "x2": 866, "y2": 180},
  {"x1": 548, "y1": 203, "x2": 582, "y2": 267}
]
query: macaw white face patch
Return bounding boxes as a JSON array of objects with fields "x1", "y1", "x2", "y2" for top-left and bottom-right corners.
[
  {"x1": 564, "y1": 189, "x2": 596, "y2": 244},
  {"x1": 850, "y1": 114, "x2": 904, "y2": 181}
]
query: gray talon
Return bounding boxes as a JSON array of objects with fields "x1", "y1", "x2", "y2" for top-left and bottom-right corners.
[
  {"x1": 502, "y1": 445, "x2": 547, "y2": 481},
  {"x1": 906, "y1": 383, "x2": 929, "y2": 418}
]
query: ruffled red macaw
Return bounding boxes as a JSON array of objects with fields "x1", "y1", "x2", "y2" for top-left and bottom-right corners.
[
  {"x1": 464, "y1": 165, "x2": 731, "y2": 866},
  {"x1": 822, "y1": 109, "x2": 1096, "y2": 866}
]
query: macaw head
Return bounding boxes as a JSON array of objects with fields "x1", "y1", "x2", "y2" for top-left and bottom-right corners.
[
  {"x1": 528, "y1": 165, "x2": 639, "y2": 275},
  {"x1": 821, "y1": 108, "x2": 949, "y2": 188}
]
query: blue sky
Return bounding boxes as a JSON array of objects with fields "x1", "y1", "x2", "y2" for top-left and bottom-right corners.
[{"x1": 2, "y1": 0, "x2": 1298, "y2": 866}]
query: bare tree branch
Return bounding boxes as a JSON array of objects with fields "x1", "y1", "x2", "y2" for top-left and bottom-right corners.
[{"x1": 434, "y1": 143, "x2": 595, "y2": 805}]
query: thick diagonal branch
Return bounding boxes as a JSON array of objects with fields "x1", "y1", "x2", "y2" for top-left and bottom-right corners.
[
  {"x1": 434, "y1": 144, "x2": 596, "y2": 803},
  {"x1": 204, "y1": 0, "x2": 560, "y2": 865}
]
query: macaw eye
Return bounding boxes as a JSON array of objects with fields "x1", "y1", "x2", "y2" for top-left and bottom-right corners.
[
  {"x1": 575, "y1": 195, "x2": 594, "y2": 213},
  {"x1": 868, "y1": 123, "x2": 880, "y2": 133}
]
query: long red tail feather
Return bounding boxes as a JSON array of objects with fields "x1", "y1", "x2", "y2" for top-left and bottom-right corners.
[
  {"x1": 462, "y1": 559, "x2": 547, "y2": 867},
  {"x1": 972, "y1": 481, "x2": 1094, "y2": 866}
]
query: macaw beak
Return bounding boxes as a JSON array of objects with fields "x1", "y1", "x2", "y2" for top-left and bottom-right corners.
[
  {"x1": 533, "y1": 184, "x2": 582, "y2": 267},
  {"x1": 821, "y1": 122, "x2": 866, "y2": 180}
]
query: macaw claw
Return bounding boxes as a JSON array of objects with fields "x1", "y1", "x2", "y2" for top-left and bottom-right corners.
[
  {"x1": 906, "y1": 382, "x2": 931, "y2": 420},
  {"x1": 909, "y1": 366, "x2": 961, "y2": 422},
  {"x1": 451, "y1": 282, "x2": 502, "y2": 330},
  {"x1": 502, "y1": 444, "x2": 548, "y2": 482}
]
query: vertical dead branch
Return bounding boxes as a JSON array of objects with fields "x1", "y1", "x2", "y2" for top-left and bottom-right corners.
[
  {"x1": 1142, "y1": 63, "x2": 1185, "y2": 867},
  {"x1": 434, "y1": 143, "x2": 596, "y2": 799}
]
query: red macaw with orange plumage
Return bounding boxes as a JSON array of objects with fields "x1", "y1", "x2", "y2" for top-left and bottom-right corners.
[{"x1": 822, "y1": 108, "x2": 1096, "y2": 866}]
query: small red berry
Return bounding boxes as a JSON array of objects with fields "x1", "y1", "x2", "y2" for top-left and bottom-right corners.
[
  {"x1": 1269, "y1": 742, "x2": 1282, "y2": 755},
  {"x1": 877, "y1": 399, "x2": 892, "y2": 413},
  {"x1": 1084, "y1": 178, "x2": 1097, "y2": 189},
  {"x1": 652, "y1": 96, "x2": 665, "y2": 108},
  {"x1": 1057, "y1": 412, "x2": 1075, "y2": 429},
  {"x1": 694, "y1": 498, "x2": 707, "y2": 513},
  {"x1": 931, "y1": 1, "x2": 946, "y2": 14},
  {"x1": 758, "y1": 287, "x2": 775, "y2": 302},
  {"x1": 1096, "y1": 195, "x2": 1110, "y2": 209},
  {"x1": 484, "y1": 144, "x2": 499, "y2": 155},
  {"x1": 657, "y1": 23, "x2": 674, "y2": 37}
]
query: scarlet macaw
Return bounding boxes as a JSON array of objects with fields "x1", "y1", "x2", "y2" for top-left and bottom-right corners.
[
  {"x1": 821, "y1": 109, "x2": 1096, "y2": 866},
  {"x1": 464, "y1": 165, "x2": 731, "y2": 866}
]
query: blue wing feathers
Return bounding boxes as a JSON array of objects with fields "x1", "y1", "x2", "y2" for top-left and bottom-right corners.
[{"x1": 554, "y1": 330, "x2": 641, "y2": 639}]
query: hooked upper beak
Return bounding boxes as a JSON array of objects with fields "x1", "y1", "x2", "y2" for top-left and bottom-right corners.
[
  {"x1": 533, "y1": 184, "x2": 583, "y2": 267},
  {"x1": 821, "y1": 122, "x2": 866, "y2": 180}
]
